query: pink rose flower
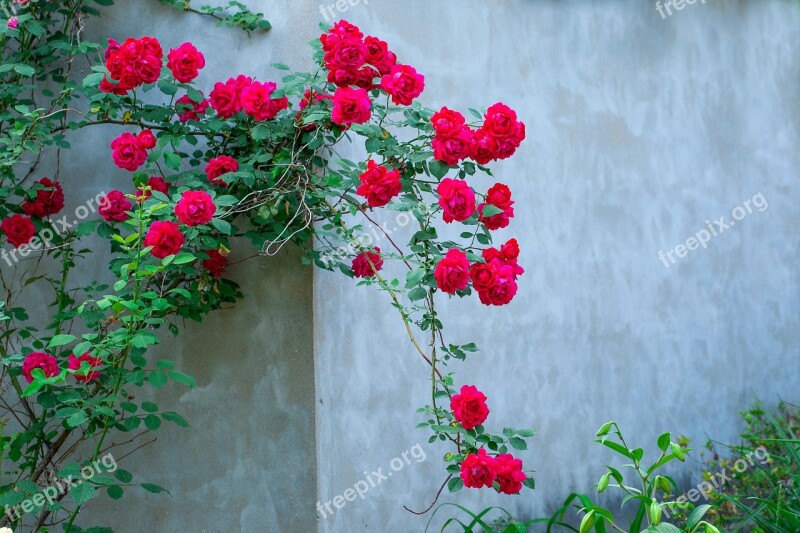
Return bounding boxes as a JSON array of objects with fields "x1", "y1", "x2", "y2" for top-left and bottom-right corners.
[
  {"x1": 98, "y1": 190, "x2": 133, "y2": 222},
  {"x1": 174, "y1": 190, "x2": 216, "y2": 226},
  {"x1": 436, "y1": 178, "x2": 476, "y2": 223},
  {"x1": 331, "y1": 87, "x2": 371, "y2": 126},
  {"x1": 434, "y1": 249, "x2": 471, "y2": 294},
  {"x1": 167, "y1": 42, "x2": 205, "y2": 83},
  {"x1": 22, "y1": 352, "x2": 59, "y2": 383},
  {"x1": 381, "y1": 64, "x2": 425, "y2": 106}
]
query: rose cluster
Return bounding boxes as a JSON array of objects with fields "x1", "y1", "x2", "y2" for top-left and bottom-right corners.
[
  {"x1": 21, "y1": 351, "x2": 103, "y2": 384},
  {"x1": 101, "y1": 37, "x2": 205, "y2": 94},
  {"x1": 1, "y1": 177, "x2": 66, "y2": 248},
  {"x1": 450, "y1": 385, "x2": 527, "y2": 495},
  {"x1": 319, "y1": 21, "x2": 425, "y2": 126},
  {"x1": 210, "y1": 76, "x2": 289, "y2": 121},
  {"x1": 431, "y1": 103, "x2": 526, "y2": 166}
]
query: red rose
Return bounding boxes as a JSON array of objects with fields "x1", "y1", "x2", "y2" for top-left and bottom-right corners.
[
  {"x1": 138, "y1": 176, "x2": 171, "y2": 200},
  {"x1": 143, "y1": 220, "x2": 185, "y2": 259},
  {"x1": 478, "y1": 183, "x2": 515, "y2": 231},
  {"x1": 320, "y1": 20, "x2": 363, "y2": 53},
  {"x1": 68, "y1": 352, "x2": 102, "y2": 383},
  {"x1": 460, "y1": 448, "x2": 497, "y2": 489},
  {"x1": 205, "y1": 155, "x2": 239, "y2": 186},
  {"x1": 99, "y1": 75, "x2": 133, "y2": 95},
  {"x1": 22, "y1": 178, "x2": 64, "y2": 218},
  {"x1": 167, "y1": 42, "x2": 205, "y2": 83},
  {"x1": 356, "y1": 160, "x2": 402, "y2": 208},
  {"x1": 331, "y1": 87, "x2": 372, "y2": 126},
  {"x1": 501, "y1": 238, "x2": 520, "y2": 261},
  {"x1": 104, "y1": 38, "x2": 121, "y2": 61},
  {"x1": 450, "y1": 385, "x2": 490, "y2": 430},
  {"x1": 476, "y1": 264, "x2": 518, "y2": 306},
  {"x1": 98, "y1": 190, "x2": 133, "y2": 222},
  {"x1": 174, "y1": 190, "x2": 216, "y2": 226},
  {"x1": 493, "y1": 453, "x2": 527, "y2": 495},
  {"x1": 137, "y1": 129, "x2": 157, "y2": 149},
  {"x1": 111, "y1": 132, "x2": 149, "y2": 172},
  {"x1": 482, "y1": 103, "x2": 518, "y2": 139},
  {"x1": 202, "y1": 249, "x2": 228, "y2": 278},
  {"x1": 364, "y1": 36, "x2": 396, "y2": 77},
  {"x1": 324, "y1": 37, "x2": 367, "y2": 84},
  {"x1": 432, "y1": 127, "x2": 475, "y2": 166},
  {"x1": 210, "y1": 75, "x2": 252, "y2": 119},
  {"x1": 241, "y1": 81, "x2": 288, "y2": 121},
  {"x1": 436, "y1": 178, "x2": 476, "y2": 223},
  {"x1": 469, "y1": 262, "x2": 496, "y2": 292},
  {"x1": 380, "y1": 64, "x2": 425, "y2": 106},
  {"x1": 1, "y1": 214, "x2": 35, "y2": 248},
  {"x1": 105, "y1": 36, "x2": 163, "y2": 89},
  {"x1": 434, "y1": 249, "x2": 471, "y2": 294},
  {"x1": 22, "y1": 352, "x2": 59, "y2": 383},
  {"x1": 431, "y1": 107, "x2": 466, "y2": 137},
  {"x1": 492, "y1": 136, "x2": 520, "y2": 160},
  {"x1": 176, "y1": 94, "x2": 209, "y2": 122},
  {"x1": 470, "y1": 130, "x2": 498, "y2": 165},
  {"x1": 352, "y1": 247, "x2": 383, "y2": 278}
]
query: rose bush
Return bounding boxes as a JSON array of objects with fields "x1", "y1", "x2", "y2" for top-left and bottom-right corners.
[{"x1": 0, "y1": 1, "x2": 534, "y2": 529}]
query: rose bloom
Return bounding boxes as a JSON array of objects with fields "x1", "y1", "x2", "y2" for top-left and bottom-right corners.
[
  {"x1": 470, "y1": 129, "x2": 499, "y2": 165},
  {"x1": 98, "y1": 190, "x2": 133, "y2": 222},
  {"x1": 363, "y1": 36, "x2": 396, "y2": 77},
  {"x1": 450, "y1": 385, "x2": 490, "y2": 430},
  {"x1": 210, "y1": 75, "x2": 253, "y2": 119},
  {"x1": 68, "y1": 353, "x2": 103, "y2": 383},
  {"x1": 431, "y1": 107, "x2": 466, "y2": 137},
  {"x1": 469, "y1": 262, "x2": 496, "y2": 293},
  {"x1": 7, "y1": 16, "x2": 18, "y2": 29},
  {"x1": 22, "y1": 178, "x2": 65, "y2": 218},
  {"x1": 138, "y1": 176, "x2": 171, "y2": 200},
  {"x1": 356, "y1": 160, "x2": 402, "y2": 208},
  {"x1": 331, "y1": 87, "x2": 372, "y2": 126},
  {"x1": 1, "y1": 214, "x2": 35, "y2": 248},
  {"x1": 176, "y1": 94, "x2": 209, "y2": 122},
  {"x1": 501, "y1": 238, "x2": 520, "y2": 261},
  {"x1": 483, "y1": 103, "x2": 518, "y2": 139},
  {"x1": 482, "y1": 240, "x2": 525, "y2": 278},
  {"x1": 167, "y1": 42, "x2": 205, "y2": 83},
  {"x1": 324, "y1": 37, "x2": 367, "y2": 87},
  {"x1": 106, "y1": 36, "x2": 163, "y2": 88},
  {"x1": 351, "y1": 247, "x2": 383, "y2": 278},
  {"x1": 22, "y1": 352, "x2": 59, "y2": 383},
  {"x1": 493, "y1": 453, "x2": 527, "y2": 495},
  {"x1": 111, "y1": 132, "x2": 149, "y2": 172},
  {"x1": 476, "y1": 263, "x2": 518, "y2": 307},
  {"x1": 174, "y1": 190, "x2": 216, "y2": 226},
  {"x1": 205, "y1": 155, "x2": 239, "y2": 186},
  {"x1": 380, "y1": 64, "x2": 425, "y2": 106},
  {"x1": 478, "y1": 183, "x2": 515, "y2": 231},
  {"x1": 436, "y1": 178, "x2": 476, "y2": 223},
  {"x1": 241, "y1": 81, "x2": 289, "y2": 121},
  {"x1": 137, "y1": 129, "x2": 157, "y2": 149},
  {"x1": 434, "y1": 249, "x2": 471, "y2": 294},
  {"x1": 320, "y1": 20, "x2": 363, "y2": 53},
  {"x1": 433, "y1": 127, "x2": 475, "y2": 166},
  {"x1": 202, "y1": 249, "x2": 228, "y2": 278},
  {"x1": 143, "y1": 220, "x2": 185, "y2": 259},
  {"x1": 460, "y1": 448, "x2": 497, "y2": 489}
]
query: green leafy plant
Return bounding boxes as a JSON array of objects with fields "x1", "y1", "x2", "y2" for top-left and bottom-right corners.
[
  {"x1": 548, "y1": 422, "x2": 718, "y2": 533},
  {"x1": 702, "y1": 401, "x2": 800, "y2": 532}
]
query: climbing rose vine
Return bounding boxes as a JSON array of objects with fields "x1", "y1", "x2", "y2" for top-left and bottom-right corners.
[{"x1": 0, "y1": 2, "x2": 533, "y2": 529}]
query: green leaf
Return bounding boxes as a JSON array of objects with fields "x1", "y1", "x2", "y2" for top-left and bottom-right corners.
[
  {"x1": 172, "y1": 253, "x2": 196, "y2": 265},
  {"x1": 144, "y1": 414, "x2": 162, "y2": 431},
  {"x1": 687, "y1": 504, "x2": 713, "y2": 529},
  {"x1": 157, "y1": 80, "x2": 178, "y2": 96},
  {"x1": 107, "y1": 485, "x2": 124, "y2": 500},
  {"x1": 168, "y1": 370, "x2": 195, "y2": 388},
  {"x1": 657, "y1": 432, "x2": 671, "y2": 452},
  {"x1": 509, "y1": 437, "x2": 528, "y2": 450},
  {"x1": 164, "y1": 151, "x2": 181, "y2": 171},
  {"x1": 70, "y1": 483, "x2": 95, "y2": 505},
  {"x1": 405, "y1": 268, "x2": 426, "y2": 289},
  {"x1": 162, "y1": 411, "x2": 190, "y2": 427},
  {"x1": 148, "y1": 371, "x2": 167, "y2": 388},
  {"x1": 66, "y1": 411, "x2": 87, "y2": 428},
  {"x1": 407, "y1": 287, "x2": 428, "y2": 301},
  {"x1": 447, "y1": 477, "x2": 463, "y2": 493},
  {"x1": 429, "y1": 160, "x2": 450, "y2": 179},
  {"x1": 141, "y1": 483, "x2": 169, "y2": 495},
  {"x1": 48, "y1": 334, "x2": 76, "y2": 348}
]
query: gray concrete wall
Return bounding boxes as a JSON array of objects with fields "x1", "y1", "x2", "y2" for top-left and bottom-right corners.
[
  {"x1": 313, "y1": 0, "x2": 800, "y2": 531},
  {"x1": 49, "y1": 0, "x2": 800, "y2": 531},
  {"x1": 74, "y1": 3, "x2": 319, "y2": 531}
]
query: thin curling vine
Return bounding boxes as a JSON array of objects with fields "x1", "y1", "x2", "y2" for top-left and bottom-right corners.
[{"x1": 1, "y1": 3, "x2": 533, "y2": 530}]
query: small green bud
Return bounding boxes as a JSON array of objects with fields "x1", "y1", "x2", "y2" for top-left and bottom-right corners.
[
  {"x1": 579, "y1": 511, "x2": 596, "y2": 533},
  {"x1": 649, "y1": 501, "x2": 662, "y2": 526}
]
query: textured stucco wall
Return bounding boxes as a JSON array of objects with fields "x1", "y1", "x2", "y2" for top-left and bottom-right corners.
[
  {"x1": 313, "y1": 0, "x2": 800, "y2": 531},
  {"x1": 72, "y1": 2, "x2": 319, "y2": 531}
]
